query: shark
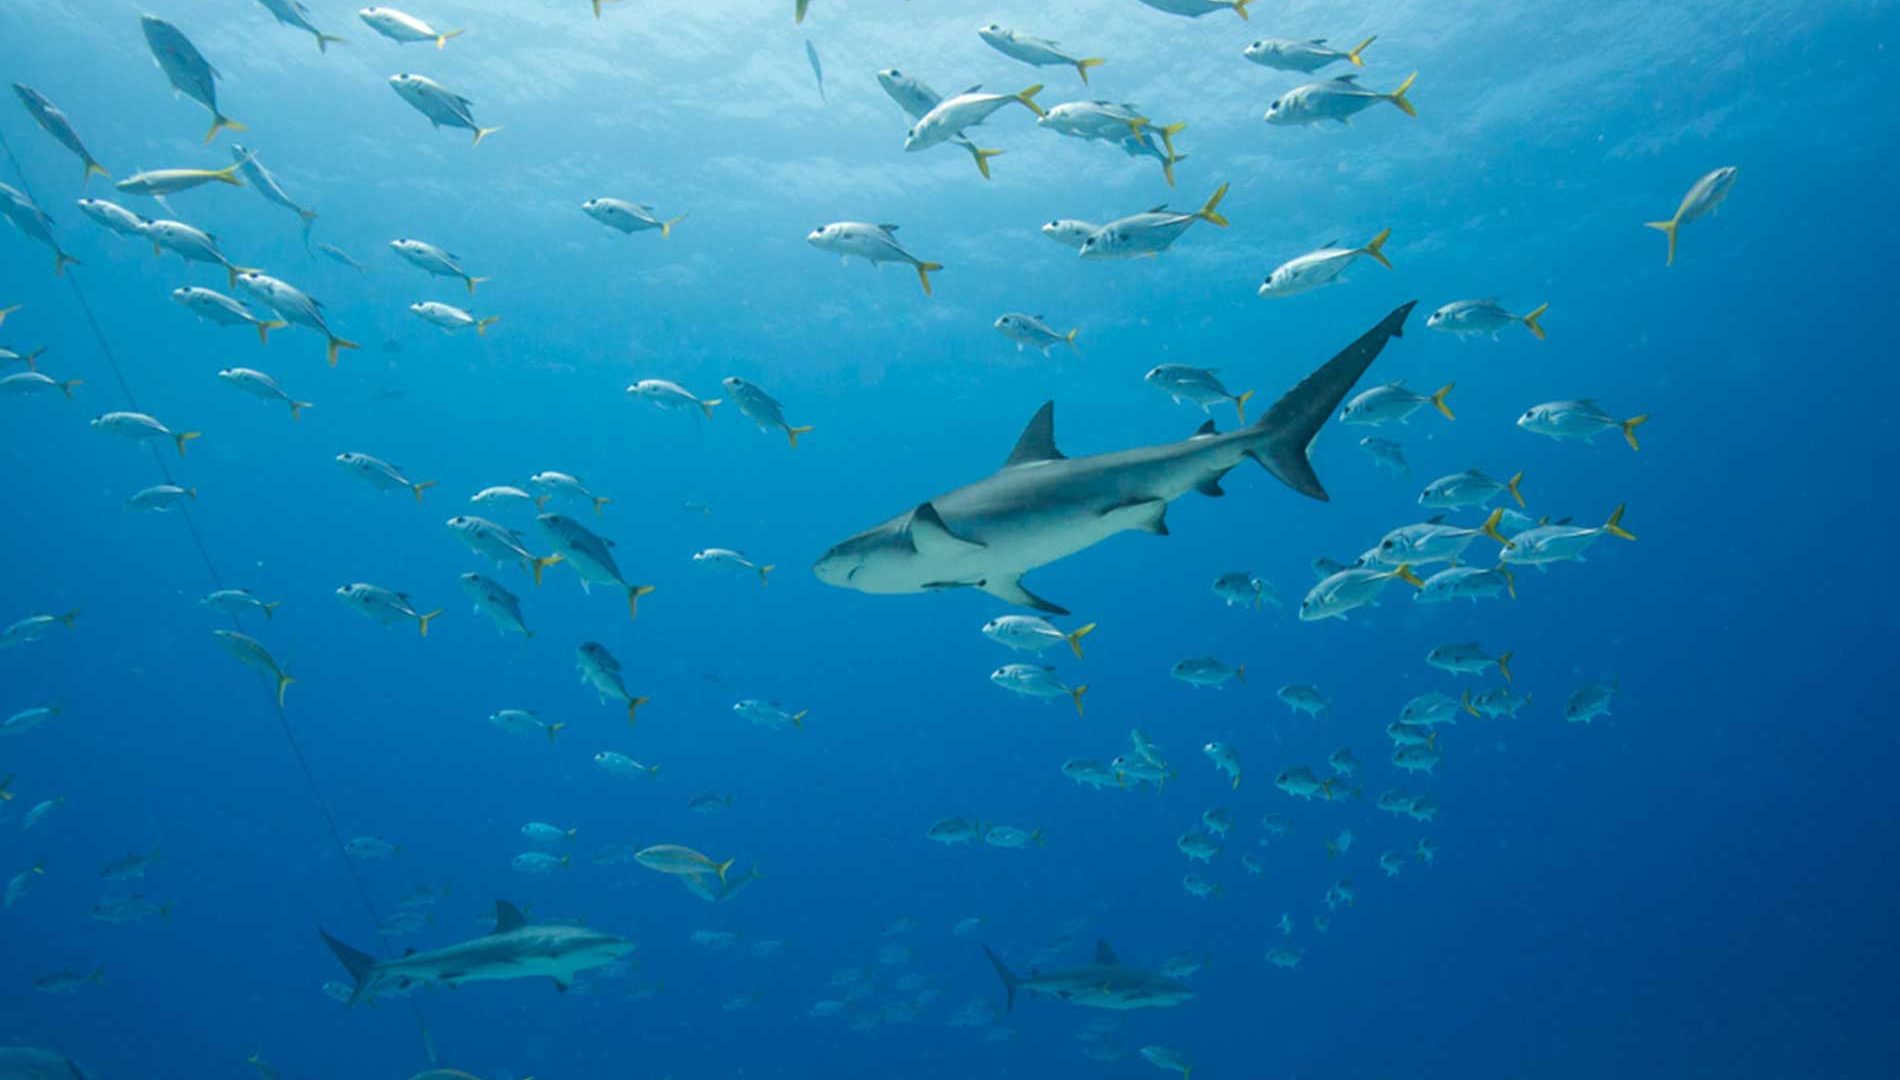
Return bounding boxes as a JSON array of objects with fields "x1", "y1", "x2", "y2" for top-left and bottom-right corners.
[
  {"x1": 814, "y1": 302, "x2": 1416, "y2": 614},
  {"x1": 983, "y1": 939, "x2": 1194, "y2": 1011},
  {"x1": 320, "y1": 900, "x2": 633, "y2": 1003}
]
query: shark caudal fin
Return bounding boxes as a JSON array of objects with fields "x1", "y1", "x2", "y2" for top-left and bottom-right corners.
[
  {"x1": 1245, "y1": 302, "x2": 1416, "y2": 500},
  {"x1": 981, "y1": 945, "x2": 1020, "y2": 1012},
  {"x1": 318, "y1": 929, "x2": 377, "y2": 1005}
]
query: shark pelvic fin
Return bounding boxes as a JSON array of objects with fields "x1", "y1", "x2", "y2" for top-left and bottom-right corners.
[
  {"x1": 1004, "y1": 401, "x2": 1066, "y2": 467},
  {"x1": 907, "y1": 502, "x2": 985, "y2": 555},
  {"x1": 979, "y1": 575, "x2": 1068, "y2": 615}
]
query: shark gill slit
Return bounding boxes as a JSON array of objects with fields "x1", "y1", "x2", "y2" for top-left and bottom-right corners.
[{"x1": 0, "y1": 125, "x2": 440, "y2": 1070}]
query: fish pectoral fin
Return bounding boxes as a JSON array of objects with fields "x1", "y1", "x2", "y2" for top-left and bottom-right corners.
[
  {"x1": 905, "y1": 501, "x2": 985, "y2": 555},
  {"x1": 979, "y1": 576, "x2": 1069, "y2": 616},
  {"x1": 1104, "y1": 497, "x2": 1170, "y2": 535}
]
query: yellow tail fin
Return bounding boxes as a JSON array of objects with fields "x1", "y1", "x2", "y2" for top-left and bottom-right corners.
[
  {"x1": 262, "y1": 601, "x2": 280, "y2": 620},
  {"x1": 1231, "y1": 0, "x2": 1254, "y2": 19},
  {"x1": 58, "y1": 379, "x2": 82, "y2": 400},
  {"x1": 256, "y1": 318, "x2": 286, "y2": 345},
  {"x1": 174, "y1": 431, "x2": 202, "y2": 457},
  {"x1": 1346, "y1": 35, "x2": 1376, "y2": 66},
  {"x1": 55, "y1": 252, "x2": 80, "y2": 277},
  {"x1": 794, "y1": 0, "x2": 809, "y2": 23},
  {"x1": 628, "y1": 583, "x2": 657, "y2": 620},
  {"x1": 915, "y1": 261, "x2": 943, "y2": 296},
  {"x1": 326, "y1": 335, "x2": 360, "y2": 367},
  {"x1": 1072, "y1": 684, "x2": 1089, "y2": 717},
  {"x1": 1501, "y1": 567, "x2": 1517, "y2": 599},
  {"x1": 1234, "y1": 388, "x2": 1256, "y2": 425},
  {"x1": 275, "y1": 673, "x2": 293, "y2": 709},
  {"x1": 1015, "y1": 84, "x2": 1046, "y2": 118},
  {"x1": 1393, "y1": 563, "x2": 1424, "y2": 588},
  {"x1": 437, "y1": 28, "x2": 465, "y2": 48},
  {"x1": 546, "y1": 721, "x2": 565, "y2": 742},
  {"x1": 970, "y1": 146, "x2": 1004, "y2": 180},
  {"x1": 205, "y1": 115, "x2": 246, "y2": 144},
  {"x1": 1603, "y1": 503, "x2": 1635, "y2": 541},
  {"x1": 411, "y1": 480, "x2": 437, "y2": 503},
  {"x1": 1497, "y1": 651, "x2": 1514, "y2": 683},
  {"x1": 531, "y1": 554, "x2": 564, "y2": 587},
  {"x1": 0, "y1": 304, "x2": 16, "y2": 328},
  {"x1": 758, "y1": 564, "x2": 775, "y2": 586},
  {"x1": 786, "y1": 424, "x2": 814, "y2": 448},
  {"x1": 85, "y1": 161, "x2": 111, "y2": 183},
  {"x1": 1361, "y1": 227, "x2": 1393, "y2": 269},
  {"x1": 1506, "y1": 470, "x2": 1525, "y2": 507},
  {"x1": 699, "y1": 398, "x2": 721, "y2": 420},
  {"x1": 661, "y1": 214, "x2": 687, "y2": 238},
  {"x1": 1644, "y1": 218, "x2": 1679, "y2": 266},
  {"x1": 1066, "y1": 622, "x2": 1097, "y2": 660},
  {"x1": 417, "y1": 609, "x2": 442, "y2": 637},
  {"x1": 1480, "y1": 507, "x2": 1512, "y2": 548},
  {"x1": 592, "y1": 496, "x2": 611, "y2": 516},
  {"x1": 466, "y1": 275, "x2": 488, "y2": 294},
  {"x1": 1621, "y1": 414, "x2": 1648, "y2": 451},
  {"x1": 628, "y1": 696, "x2": 651, "y2": 725},
  {"x1": 1387, "y1": 72, "x2": 1418, "y2": 117},
  {"x1": 716, "y1": 858, "x2": 735, "y2": 883},
  {"x1": 791, "y1": 709, "x2": 808, "y2": 730},
  {"x1": 1076, "y1": 58, "x2": 1105, "y2": 84},
  {"x1": 1430, "y1": 382, "x2": 1455, "y2": 420},
  {"x1": 224, "y1": 264, "x2": 258, "y2": 289},
  {"x1": 318, "y1": 33, "x2": 347, "y2": 51},
  {"x1": 1197, "y1": 181, "x2": 1231, "y2": 227},
  {"x1": 1522, "y1": 302, "x2": 1549, "y2": 341},
  {"x1": 472, "y1": 126, "x2": 502, "y2": 147},
  {"x1": 476, "y1": 315, "x2": 500, "y2": 336},
  {"x1": 1461, "y1": 688, "x2": 1480, "y2": 717},
  {"x1": 289, "y1": 400, "x2": 311, "y2": 421}
]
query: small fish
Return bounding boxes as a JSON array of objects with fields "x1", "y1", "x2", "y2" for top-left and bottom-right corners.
[
  {"x1": 336, "y1": 451, "x2": 435, "y2": 501},
  {"x1": 1393, "y1": 744, "x2": 1441, "y2": 774},
  {"x1": 21, "y1": 796, "x2": 65, "y2": 830},
  {"x1": 806, "y1": 222, "x2": 942, "y2": 295},
  {"x1": 1210, "y1": 571, "x2": 1279, "y2": 611},
  {"x1": 99, "y1": 848, "x2": 163, "y2": 881},
  {"x1": 593, "y1": 750, "x2": 660, "y2": 780},
  {"x1": 1264, "y1": 72, "x2": 1417, "y2": 126},
  {"x1": 1146, "y1": 365, "x2": 1253, "y2": 423},
  {"x1": 1277, "y1": 683, "x2": 1330, "y2": 716},
  {"x1": 345, "y1": 836, "x2": 399, "y2": 859},
  {"x1": 1419, "y1": 468, "x2": 1524, "y2": 510},
  {"x1": 1243, "y1": 36, "x2": 1375, "y2": 73},
  {"x1": 576, "y1": 641, "x2": 650, "y2": 723},
  {"x1": 1469, "y1": 685, "x2": 1533, "y2": 719},
  {"x1": 732, "y1": 699, "x2": 806, "y2": 731},
  {"x1": 0, "y1": 183, "x2": 81, "y2": 275},
  {"x1": 389, "y1": 239, "x2": 486, "y2": 292},
  {"x1": 125, "y1": 484, "x2": 196, "y2": 513},
  {"x1": 5, "y1": 863, "x2": 45, "y2": 906},
  {"x1": 116, "y1": 161, "x2": 247, "y2": 198},
  {"x1": 1340, "y1": 381, "x2": 1454, "y2": 426},
  {"x1": 693, "y1": 548, "x2": 774, "y2": 585},
  {"x1": 1415, "y1": 565, "x2": 1516, "y2": 604},
  {"x1": 628, "y1": 378, "x2": 721, "y2": 419},
  {"x1": 1327, "y1": 748, "x2": 1358, "y2": 777},
  {"x1": 1564, "y1": 681, "x2": 1617, "y2": 724},
  {"x1": 989, "y1": 664, "x2": 1087, "y2": 715},
  {"x1": 177, "y1": 288, "x2": 287, "y2": 345},
  {"x1": 905, "y1": 84, "x2": 1047, "y2": 155},
  {"x1": 334, "y1": 582, "x2": 441, "y2": 636},
  {"x1": 317, "y1": 243, "x2": 366, "y2": 273},
  {"x1": 12, "y1": 84, "x2": 109, "y2": 182},
  {"x1": 459, "y1": 572, "x2": 533, "y2": 638},
  {"x1": 1, "y1": 610, "x2": 78, "y2": 649},
  {"x1": 75, "y1": 198, "x2": 148, "y2": 239},
  {"x1": 994, "y1": 313, "x2": 1078, "y2": 356},
  {"x1": 1061, "y1": 758, "x2": 1118, "y2": 789},
  {"x1": 719, "y1": 376, "x2": 812, "y2": 448},
  {"x1": 1499, "y1": 505, "x2": 1636, "y2": 567},
  {"x1": 1259, "y1": 229, "x2": 1391, "y2": 297},
  {"x1": 471, "y1": 485, "x2": 538, "y2": 510},
  {"x1": 1517, "y1": 400, "x2": 1649, "y2": 451},
  {"x1": 874, "y1": 69, "x2": 1001, "y2": 177},
  {"x1": 141, "y1": 17, "x2": 244, "y2": 142},
  {"x1": 541, "y1": 515, "x2": 656, "y2": 619},
  {"x1": 1428, "y1": 299, "x2": 1549, "y2": 341},
  {"x1": 635, "y1": 844, "x2": 733, "y2": 880},
  {"x1": 530, "y1": 471, "x2": 610, "y2": 515},
  {"x1": 1427, "y1": 642, "x2": 1514, "y2": 681},
  {"x1": 2, "y1": 705, "x2": 61, "y2": 735},
  {"x1": 217, "y1": 368, "x2": 308, "y2": 418},
  {"x1": 581, "y1": 197, "x2": 685, "y2": 238},
  {"x1": 1266, "y1": 945, "x2": 1302, "y2": 969},
  {"x1": 91, "y1": 411, "x2": 200, "y2": 457},
  {"x1": 928, "y1": 816, "x2": 983, "y2": 844},
  {"x1": 213, "y1": 630, "x2": 293, "y2": 707},
  {"x1": 1373, "y1": 512, "x2": 1511, "y2": 567},
  {"x1": 410, "y1": 300, "x2": 498, "y2": 335},
  {"x1": 0, "y1": 344, "x2": 46, "y2": 370},
  {"x1": 388, "y1": 74, "x2": 500, "y2": 146},
  {"x1": 1136, "y1": 0, "x2": 1253, "y2": 19},
  {"x1": 1077, "y1": 183, "x2": 1229, "y2": 259},
  {"x1": 984, "y1": 825, "x2": 1044, "y2": 849},
  {"x1": 358, "y1": 7, "x2": 464, "y2": 48},
  {"x1": 979, "y1": 24, "x2": 1105, "y2": 83},
  {"x1": 687, "y1": 791, "x2": 734, "y2": 814},
  {"x1": 146, "y1": 219, "x2": 253, "y2": 287},
  {"x1": 201, "y1": 588, "x2": 281, "y2": 621},
  {"x1": 1171, "y1": 656, "x2": 1244, "y2": 689},
  {"x1": 1646, "y1": 166, "x2": 1738, "y2": 266},
  {"x1": 255, "y1": 0, "x2": 347, "y2": 51},
  {"x1": 1201, "y1": 742, "x2": 1241, "y2": 789},
  {"x1": 231, "y1": 145, "x2": 317, "y2": 235},
  {"x1": 511, "y1": 851, "x2": 570, "y2": 875},
  {"x1": 34, "y1": 966, "x2": 105, "y2": 994},
  {"x1": 981, "y1": 614, "x2": 1096, "y2": 658},
  {"x1": 1179, "y1": 875, "x2": 1219, "y2": 899},
  {"x1": 1416, "y1": 837, "x2": 1439, "y2": 864},
  {"x1": 1359, "y1": 436, "x2": 1409, "y2": 476},
  {"x1": 1, "y1": 371, "x2": 81, "y2": 399},
  {"x1": 1400, "y1": 691, "x2": 1470, "y2": 727},
  {"x1": 805, "y1": 39, "x2": 825, "y2": 102},
  {"x1": 235, "y1": 272, "x2": 358, "y2": 364},
  {"x1": 1274, "y1": 766, "x2": 1338, "y2": 801},
  {"x1": 1385, "y1": 722, "x2": 1436, "y2": 750},
  {"x1": 1176, "y1": 830, "x2": 1220, "y2": 862},
  {"x1": 489, "y1": 707, "x2": 564, "y2": 742}
]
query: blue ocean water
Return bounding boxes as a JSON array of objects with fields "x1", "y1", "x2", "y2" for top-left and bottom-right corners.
[{"x1": 3, "y1": 0, "x2": 1898, "y2": 1076}]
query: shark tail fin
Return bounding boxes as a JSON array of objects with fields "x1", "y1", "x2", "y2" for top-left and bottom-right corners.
[
  {"x1": 981, "y1": 945, "x2": 1019, "y2": 1012},
  {"x1": 1645, "y1": 217, "x2": 1679, "y2": 266},
  {"x1": 1347, "y1": 35, "x2": 1376, "y2": 66},
  {"x1": 319, "y1": 929, "x2": 376, "y2": 1004},
  {"x1": 1521, "y1": 302, "x2": 1549, "y2": 340},
  {"x1": 1245, "y1": 302, "x2": 1416, "y2": 500}
]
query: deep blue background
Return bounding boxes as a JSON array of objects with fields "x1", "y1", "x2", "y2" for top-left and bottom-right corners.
[{"x1": 3, "y1": 0, "x2": 1897, "y2": 1076}]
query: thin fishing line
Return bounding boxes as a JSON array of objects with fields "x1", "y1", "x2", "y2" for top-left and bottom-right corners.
[{"x1": 1, "y1": 126, "x2": 437, "y2": 1067}]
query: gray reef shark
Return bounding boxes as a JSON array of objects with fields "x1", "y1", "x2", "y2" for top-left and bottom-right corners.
[
  {"x1": 814, "y1": 302, "x2": 1416, "y2": 613},
  {"x1": 320, "y1": 900, "x2": 633, "y2": 1002},
  {"x1": 983, "y1": 939, "x2": 1194, "y2": 1011}
]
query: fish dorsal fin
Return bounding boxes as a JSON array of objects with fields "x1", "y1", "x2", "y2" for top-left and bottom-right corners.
[
  {"x1": 907, "y1": 501, "x2": 985, "y2": 555},
  {"x1": 494, "y1": 900, "x2": 529, "y2": 933},
  {"x1": 1005, "y1": 402, "x2": 1065, "y2": 467},
  {"x1": 1310, "y1": 37, "x2": 1328, "y2": 44},
  {"x1": 1095, "y1": 939, "x2": 1120, "y2": 966},
  {"x1": 877, "y1": 223, "x2": 901, "y2": 232},
  {"x1": 1333, "y1": 74, "x2": 1360, "y2": 83},
  {"x1": 961, "y1": 84, "x2": 984, "y2": 95},
  {"x1": 1147, "y1": 203, "x2": 1170, "y2": 213}
]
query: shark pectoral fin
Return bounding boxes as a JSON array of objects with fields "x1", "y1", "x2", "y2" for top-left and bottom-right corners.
[
  {"x1": 980, "y1": 576, "x2": 1069, "y2": 616},
  {"x1": 1105, "y1": 497, "x2": 1169, "y2": 535},
  {"x1": 906, "y1": 501, "x2": 985, "y2": 555}
]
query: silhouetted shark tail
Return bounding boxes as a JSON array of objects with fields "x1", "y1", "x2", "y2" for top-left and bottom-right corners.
[
  {"x1": 981, "y1": 944, "x2": 1019, "y2": 1012},
  {"x1": 319, "y1": 928, "x2": 377, "y2": 1004},
  {"x1": 1247, "y1": 301, "x2": 1416, "y2": 501}
]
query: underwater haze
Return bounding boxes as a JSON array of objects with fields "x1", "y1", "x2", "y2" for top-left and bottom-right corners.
[{"x1": 3, "y1": 0, "x2": 1898, "y2": 1077}]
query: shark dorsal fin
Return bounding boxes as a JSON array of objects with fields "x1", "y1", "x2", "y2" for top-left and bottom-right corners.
[
  {"x1": 908, "y1": 501, "x2": 985, "y2": 555},
  {"x1": 494, "y1": 900, "x2": 528, "y2": 934},
  {"x1": 1426, "y1": 513, "x2": 1445, "y2": 524},
  {"x1": 1005, "y1": 402, "x2": 1065, "y2": 467},
  {"x1": 1095, "y1": 939, "x2": 1120, "y2": 966},
  {"x1": 1193, "y1": 419, "x2": 1218, "y2": 437}
]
